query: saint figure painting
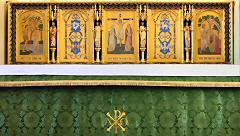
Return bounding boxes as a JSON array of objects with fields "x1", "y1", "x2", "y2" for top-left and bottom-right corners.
[
  {"x1": 20, "y1": 14, "x2": 44, "y2": 55},
  {"x1": 198, "y1": 15, "x2": 221, "y2": 55},
  {"x1": 108, "y1": 25, "x2": 117, "y2": 52},
  {"x1": 193, "y1": 9, "x2": 225, "y2": 63},
  {"x1": 107, "y1": 14, "x2": 134, "y2": 54},
  {"x1": 125, "y1": 24, "x2": 133, "y2": 52},
  {"x1": 16, "y1": 9, "x2": 48, "y2": 63},
  {"x1": 103, "y1": 10, "x2": 138, "y2": 63}
]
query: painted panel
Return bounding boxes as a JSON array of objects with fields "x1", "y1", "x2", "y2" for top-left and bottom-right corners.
[
  {"x1": 102, "y1": 9, "x2": 139, "y2": 63},
  {"x1": 148, "y1": 9, "x2": 183, "y2": 63},
  {"x1": 58, "y1": 9, "x2": 94, "y2": 63},
  {"x1": 16, "y1": 9, "x2": 49, "y2": 63},
  {"x1": 193, "y1": 9, "x2": 225, "y2": 63}
]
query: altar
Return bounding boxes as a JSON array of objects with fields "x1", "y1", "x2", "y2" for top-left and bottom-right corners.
[
  {"x1": 1, "y1": 74, "x2": 240, "y2": 135},
  {"x1": 0, "y1": 0, "x2": 240, "y2": 135}
]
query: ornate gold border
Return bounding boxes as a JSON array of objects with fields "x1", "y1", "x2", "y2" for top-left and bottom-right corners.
[
  {"x1": 7, "y1": 2, "x2": 50, "y2": 64},
  {"x1": 0, "y1": 80, "x2": 240, "y2": 87},
  {"x1": 7, "y1": 0, "x2": 11, "y2": 64},
  {"x1": 8, "y1": 0, "x2": 234, "y2": 4}
]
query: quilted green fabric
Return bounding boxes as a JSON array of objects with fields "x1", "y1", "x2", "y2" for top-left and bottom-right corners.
[{"x1": 0, "y1": 86, "x2": 239, "y2": 136}]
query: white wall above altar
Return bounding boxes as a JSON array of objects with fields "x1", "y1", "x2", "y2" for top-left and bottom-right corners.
[
  {"x1": 0, "y1": 64, "x2": 239, "y2": 76},
  {"x1": 234, "y1": 0, "x2": 240, "y2": 64}
]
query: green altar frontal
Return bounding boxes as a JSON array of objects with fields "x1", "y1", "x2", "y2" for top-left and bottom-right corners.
[{"x1": 0, "y1": 76, "x2": 240, "y2": 136}]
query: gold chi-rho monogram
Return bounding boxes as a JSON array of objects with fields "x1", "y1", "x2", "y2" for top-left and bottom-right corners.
[{"x1": 106, "y1": 110, "x2": 128, "y2": 134}]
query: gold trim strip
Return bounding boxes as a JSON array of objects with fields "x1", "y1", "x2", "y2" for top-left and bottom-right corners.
[
  {"x1": 0, "y1": 80, "x2": 240, "y2": 87},
  {"x1": 8, "y1": 0, "x2": 233, "y2": 4},
  {"x1": 7, "y1": 0, "x2": 11, "y2": 64}
]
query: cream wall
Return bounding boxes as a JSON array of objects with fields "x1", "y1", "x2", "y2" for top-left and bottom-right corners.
[
  {"x1": 234, "y1": 0, "x2": 240, "y2": 64},
  {"x1": 0, "y1": 1, "x2": 6, "y2": 64}
]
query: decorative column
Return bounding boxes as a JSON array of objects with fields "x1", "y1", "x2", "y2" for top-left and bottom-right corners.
[
  {"x1": 184, "y1": 22, "x2": 191, "y2": 63},
  {"x1": 49, "y1": 5, "x2": 57, "y2": 63},
  {"x1": 0, "y1": 1, "x2": 6, "y2": 64},
  {"x1": 94, "y1": 4, "x2": 102, "y2": 63},
  {"x1": 183, "y1": 5, "x2": 193, "y2": 63},
  {"x1": 139, "y1": 5, "x2": 148, "y2": 63}
]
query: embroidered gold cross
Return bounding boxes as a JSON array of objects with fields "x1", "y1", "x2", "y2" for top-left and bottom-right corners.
[{"x1": 106, "y1": 110, "x2": 128, "y2": 134}]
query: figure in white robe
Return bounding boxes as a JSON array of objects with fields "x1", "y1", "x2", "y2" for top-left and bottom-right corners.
[
  {"x1": 200, "y1": 23, "x2": 210, "y2": 53},
  {"x1": 117, "y1": 14, "x2": 125, "y2": 46},
  {"x1": 108, "y1": 25, "x2": 117, "y2": 52},
  {"x1": 22, "y1": 25, "x2": 29, "y2": 52},
  {"x1": 94, "y1": 24, "x2": 101, "y2": 48},
  {"x1": 140, "y1": 25, "x2": 146, "y2": 48},
  {"x1": 184, "y1": 24, "x2": 191, "y2": 48}
]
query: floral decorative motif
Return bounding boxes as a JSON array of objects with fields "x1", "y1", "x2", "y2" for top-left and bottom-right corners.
[
  {"x1": 91, "y1": 112, "x2": 106, "y2": 129},
  {"x1": 57, "y1": 112, "x2": 74, "y2": 127},
  {"x1": 159, "y1": 112, "x2": 176, "y2": 128},
  {"x1": 23, "y1": 112, "x2": 40, "y2": 128},
  {"x1": 127, "y1": 112, "x2": 141, "y2": 129},
  {"x1": 159, "y1": 17, "x2": 172, "y2": 54},
  {"x1": 0, "y1": 112, "x2": 5, "y2": 128},
  {"x1": 228, "y1": 113, "x2": 240, "y2": 129},
  {"x1": 0, "y1": 86, "x2": 239, "y2": 135},
  {"x1": 193, "y1": 112, "x2": 210, "y2": 129}
]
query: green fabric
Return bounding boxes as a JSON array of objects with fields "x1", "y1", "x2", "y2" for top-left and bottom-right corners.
[
  {"x1": 0, "y1": 86, "x2": 239, "y2": 135},
  {"x1": 0, "y1": 76, "x2": 240, "y2": 82}
]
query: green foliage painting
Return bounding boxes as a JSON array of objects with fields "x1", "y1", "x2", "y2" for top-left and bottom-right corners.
[{"x1": 198, "y1": 15, "x2": 221, "y2": 32}]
